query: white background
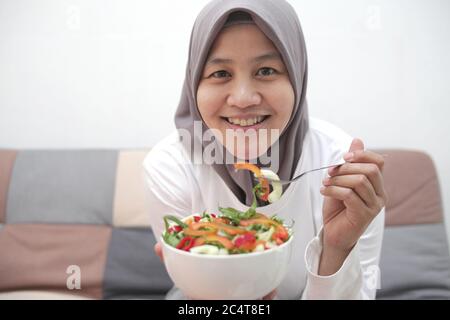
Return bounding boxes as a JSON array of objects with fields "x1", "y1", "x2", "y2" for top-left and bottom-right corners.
[{"x1": 1, "y1": 0, "x2": 449, "y2": 241}]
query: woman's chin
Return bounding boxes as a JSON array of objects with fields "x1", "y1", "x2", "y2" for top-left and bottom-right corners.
[{"x1": 224, "y1": 143, "x2": 268, "y2": 161}]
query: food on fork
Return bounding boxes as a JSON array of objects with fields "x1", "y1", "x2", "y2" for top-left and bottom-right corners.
[{"x1": 233, "y1": 162, "x2": 282, "y2": 203}]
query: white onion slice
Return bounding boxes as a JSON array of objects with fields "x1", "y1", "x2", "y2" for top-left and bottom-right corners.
[{"x1": 260, "y1": 169, "x2": 282, "y2": 203}]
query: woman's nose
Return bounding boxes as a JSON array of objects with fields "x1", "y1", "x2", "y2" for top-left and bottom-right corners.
[{"x1": 226, "y1": 80, "x2": 262, "y2": 109}]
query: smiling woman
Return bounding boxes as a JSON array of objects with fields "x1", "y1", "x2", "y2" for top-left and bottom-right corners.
[{"x1": 143, "y1": 0, "x2": 387, "y2": 300}]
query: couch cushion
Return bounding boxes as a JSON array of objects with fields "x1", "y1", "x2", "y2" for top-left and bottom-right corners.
[
  {"x1": 103, "y1": 228, "x2": 172, "y2": 299},
  {"x1": 0, "y1": 224, "x2": 112, "y2": 299},
  {"x1": 375, "y1": 149, "x2": 443, "y2": 226},
  {"x1": 0, "y1": 150, "x2": 16, "y2": 223},
  {"x1": 377, "y1": 223, "x2": 450, "y2": 299},
  {"x1": 113, "y1": 150, "x2": 151, "y2": 227},
  {"x1": 6, "y1": 150, "x2": 118, "y2": 225}
]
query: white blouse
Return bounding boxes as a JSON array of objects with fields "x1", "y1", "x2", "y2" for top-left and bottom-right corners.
[{"x1": 142, "y1": 117, "x2": 385, "y2": 300}]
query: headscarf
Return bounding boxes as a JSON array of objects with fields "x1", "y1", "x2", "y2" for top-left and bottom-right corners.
[{"x1": 174, "y1": 0, "x2": 309, "y2": 206}]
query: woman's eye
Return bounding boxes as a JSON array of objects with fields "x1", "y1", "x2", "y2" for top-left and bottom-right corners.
[
  {"x1": 211, "y1": 70, "x2": 231, "y2": 78},
  {"x1": 256, "y1": 67, "x2": 277, "y2": 77}
]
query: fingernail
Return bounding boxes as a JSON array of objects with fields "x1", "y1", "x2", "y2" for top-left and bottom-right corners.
[
  {"x1": 320, "y1": 186, "x2": 326, "y2": 193},
  {"x1": 344, "y1": 152, "x2": 354, "y2": 161},
  {"x1": 328, "y1": 167, "x2": 334, "y2": 174},
  {"x1": 322, "y1": 178, "x2": 330, "y2": 186}
]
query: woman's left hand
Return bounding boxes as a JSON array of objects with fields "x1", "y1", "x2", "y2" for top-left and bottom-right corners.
[{"x1": 319, "y1": 138, "x2": 387, "y2": 275}]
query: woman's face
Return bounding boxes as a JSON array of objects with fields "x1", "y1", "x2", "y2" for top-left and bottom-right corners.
[{"x1": 196, "y1": 24, "x2": 295, "y2": 160}]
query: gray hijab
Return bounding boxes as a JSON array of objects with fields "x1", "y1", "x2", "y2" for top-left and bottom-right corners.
[{"x1": 174, "y1": 0, "x2": 309, "y2": 206}]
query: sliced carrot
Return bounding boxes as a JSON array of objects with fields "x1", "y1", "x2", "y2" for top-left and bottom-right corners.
[
  {"x1": 234, "y1": 162, "x2": 262, "y2": 177},
  {"x1": 212, "y1": 221, "x2": 250, "y2": 235},
  {"x1": 202, "y1": 235, "x2": 234, "y2": 250},
  {"x1": 184, "y1": 227, "x2": 217, "y2": 237},
  {"x1": 274, "y1": 237, "x2": 284, "y2": 245},
  {"x1": 211, "y1": 217, "x2": 228, "y2": 224},
  {"x1": 271, "y1": 225, "x2": 289, "y2": 241},
  {"x1": 190, "y1": 222, "x2": 217, "y2": 231},
  {"x1": 193, "y1": 237, "x2": 206, "y2": 247},
  {"x1": 239, "y1": 218, "x2": 279, "y2": 227},
  {"x1": 234, "y1": 162, "x2": 270, "y2": 201}
]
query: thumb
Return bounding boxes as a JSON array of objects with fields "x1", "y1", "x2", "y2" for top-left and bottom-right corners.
[
  {"x1": 154, "y1": 242, "x2": 164, "y2": 262},
  {"x1": 348, "y1": 138, "x2": 364, "y2": 153}
]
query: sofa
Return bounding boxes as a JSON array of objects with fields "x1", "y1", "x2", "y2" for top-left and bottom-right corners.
[
  {"x1": 0, "y1": 149, "x2": 172, "y2": 299},
  {"x1": 375, "y1": 149, "x2": 450, "y2": 299},
  {"x1": 0, "y1": 148, "x2": 449, "y2": 299}
]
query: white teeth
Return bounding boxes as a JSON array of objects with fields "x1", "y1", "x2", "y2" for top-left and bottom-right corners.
[
  {"x1": 227, "y1": 116, "x2": 266, "y2": 127},
  {"x1": 229, "y1": 117, "x2": 240, "y2": 125}
]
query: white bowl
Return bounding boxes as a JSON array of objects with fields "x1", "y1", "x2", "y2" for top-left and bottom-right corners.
[{"x1": 160, "y1": 216, "x2": 293, "y2": 300}]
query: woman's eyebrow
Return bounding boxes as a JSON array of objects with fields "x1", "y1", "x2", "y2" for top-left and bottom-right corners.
[
  {"x1": 253, "y1": 52, "x2": 281, "y2": 63},
  {"x1": 206, "y1": 52, "x2": 281, "y2": 65}
]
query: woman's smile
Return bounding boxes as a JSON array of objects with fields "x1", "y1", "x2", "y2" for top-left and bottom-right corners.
[{"x1": 221, "y1": 114, "x2": 271, "y2": 131}]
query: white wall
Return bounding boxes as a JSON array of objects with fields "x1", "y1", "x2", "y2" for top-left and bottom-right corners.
[{"x1": 1, "y1": 0, "x2": 449, "y2": 236}]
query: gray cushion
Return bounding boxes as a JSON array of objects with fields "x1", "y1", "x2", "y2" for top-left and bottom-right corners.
[
  {"x1": 6, "y1": 150, "x2": 118, "y2": 225},
  {"x1": 377, "y1": 223, "x2": 450, "y2": 299},
  {"x1": 103, "y1": 228, "x2": 173, "y2": 299}
]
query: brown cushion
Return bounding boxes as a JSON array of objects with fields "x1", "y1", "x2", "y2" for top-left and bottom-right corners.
[{"x1": 374, "y1": 149, "x2": 443, "y2": 226}]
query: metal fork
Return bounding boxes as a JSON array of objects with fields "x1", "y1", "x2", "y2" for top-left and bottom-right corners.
[{"x1": 258, "y1": 162, "x2": 346, "y2": 185}]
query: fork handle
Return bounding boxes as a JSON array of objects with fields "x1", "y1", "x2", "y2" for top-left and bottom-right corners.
[
  {"x1": 305, "y1": 162, "x2": 345, "y2": 174},
  {"x1": 267, "y1": 162, "x2": 345, "y2": 185}
]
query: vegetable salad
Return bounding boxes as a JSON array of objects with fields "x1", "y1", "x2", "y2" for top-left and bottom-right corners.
[{"x1": 162, "y1": 163, "x2": 291, "y2": 255}]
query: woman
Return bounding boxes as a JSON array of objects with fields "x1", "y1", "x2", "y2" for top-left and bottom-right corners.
[{"x1": 143, "y1": 0, "x2": 387, "y2": 299}]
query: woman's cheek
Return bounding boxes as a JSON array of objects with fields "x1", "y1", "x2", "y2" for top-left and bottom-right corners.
[
  {"x1": 269, "y1": 81, "x2": 295, "y2": 130},
  {"x1": 196, "y1": 84, "x2": 220, "y2": 127}
]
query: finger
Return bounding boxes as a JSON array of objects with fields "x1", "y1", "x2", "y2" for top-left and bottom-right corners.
[
  {"x1": 329, "y1": 138, "x2": 364, "y2": 175},
  {"x1": 323, "y1": 174, "x2": 379, "y2": 208},
  {"x1": 320, "y1": 185, "x2": 368, "y2": 214},
  {"x1": 262, "y1": 289, "x2": 277, "y2": 300},
  {"x1": 344, "y1": 150, "x2": 385, "y2": 171},
  {"x1": 154, "y1": 242, "x2": 164, "y2": 262},
  {"x1": 348, "y1": 138, "x2": 365, "y2": 153},
  {"x1": 328, "y1": 162, "x2": 386, "y2": 201}
]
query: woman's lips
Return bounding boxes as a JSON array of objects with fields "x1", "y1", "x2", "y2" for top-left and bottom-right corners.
[{"x1": 222, "y1": 116, "x2": 270, "y2": 132}]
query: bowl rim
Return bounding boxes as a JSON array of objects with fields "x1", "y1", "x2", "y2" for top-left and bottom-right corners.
[{"x1": 160, "y1": 213, "x2": 294, "y2": 260}]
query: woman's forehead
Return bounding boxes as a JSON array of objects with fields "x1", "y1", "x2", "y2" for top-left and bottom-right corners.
[{"x1": 206, "y1": 24, "x2": 280, "y2": 61}]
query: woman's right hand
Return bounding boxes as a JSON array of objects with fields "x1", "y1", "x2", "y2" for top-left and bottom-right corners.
[
  {"x1": 154, "y1": 242, "x2": 276, "y2": 299},
  {"x1": 154, "y1": 242, "x2": 164, "y2": 262}
]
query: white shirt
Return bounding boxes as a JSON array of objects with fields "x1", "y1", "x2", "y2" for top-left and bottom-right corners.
[{"x1": 142, "y1": 117, "x2": 385, "y2": 300}]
